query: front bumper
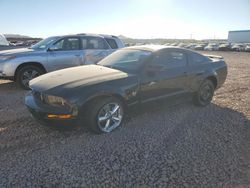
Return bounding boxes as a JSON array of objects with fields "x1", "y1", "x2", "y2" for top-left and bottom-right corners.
[
  {"x1": 0, "y1": 74, "x2": 14, "y2": 80},
  {"x1": 0, "y1": 59, "x2": 17, "y2": 80},
  {"x1": 25, "y1": 92, "x2": 78, "y2": 126}
]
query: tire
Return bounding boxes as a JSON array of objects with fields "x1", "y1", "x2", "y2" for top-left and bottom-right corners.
[
  {"x1": 85, "y1": 97, "x2": 124, "y2": 134},
  {"x1": 193, "y1": 80, "x2": 215, "y2": 106},
  {"x1": 16, "y1": 65, "x2": 44, "y2": 90}
]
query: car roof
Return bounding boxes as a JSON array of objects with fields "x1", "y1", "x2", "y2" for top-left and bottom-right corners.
[
  {"x1": 50, "y1": 33, "x2": 118, "y2": 39},
  {"x1": 122, "y1": 45, "x2": 190, "y2": 52}
]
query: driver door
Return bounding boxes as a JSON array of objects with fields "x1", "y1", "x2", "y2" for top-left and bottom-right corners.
[{"x1": 140, "y1": 49, "x2": 189, "y2": 103}]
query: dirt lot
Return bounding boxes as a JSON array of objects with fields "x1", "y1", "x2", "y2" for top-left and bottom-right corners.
[{"x1": 0, "y1": 51, "x2": 249, "y2": 187}]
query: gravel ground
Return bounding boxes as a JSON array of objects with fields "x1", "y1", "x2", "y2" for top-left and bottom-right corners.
[{"x1": 0, "y1": 51, "x2": 249, "y2": 188}]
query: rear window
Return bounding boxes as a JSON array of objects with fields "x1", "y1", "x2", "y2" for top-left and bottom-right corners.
[{"x1": 105, "y1": 38, "x2": 118, "y2": 49}]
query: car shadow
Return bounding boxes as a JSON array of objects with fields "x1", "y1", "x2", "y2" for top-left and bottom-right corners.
[{"x1": 125, "y1": 94, "x2": 193, "y2": 121}]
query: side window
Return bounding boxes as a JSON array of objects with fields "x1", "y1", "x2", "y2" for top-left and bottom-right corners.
[
  {"x1": 53, "y1": 37, "x2": 80, "y2": 51},
  {"x1": 53, "y1": 39, "x2": 64, "y2": 49},
  {"x1": 85, "y1": 37, "x2": 109, "y2": 49},
  {"x1": 191, "y1": 53, "x2": 209, "y2": 65},
  {"x1": 66, "y1": 38, "x2": 80, "y2": 50},
  {"x1": 105, "y1": 38, "x2": 118, "y2": 49},
  {"x1": 153, "y1": 50, "x2": 187, "y2": 68},
  {"x1": 167, "y1": 51, "x2": 187, "y2": 68}
]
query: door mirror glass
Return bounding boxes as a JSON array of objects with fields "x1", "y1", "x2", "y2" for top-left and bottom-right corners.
[{"x1": 48, "y1": 46, "x2": 59, "y2": 51}]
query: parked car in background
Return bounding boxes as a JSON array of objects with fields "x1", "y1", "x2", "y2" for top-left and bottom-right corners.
[
  {"x1": 25, "y1": 45, "x2": 227, "y2": 133},
  {"x1": 0, "y1": 33, "x2": 124, "y2": 89},
  {"x1": 194, "y1": 44, "x2": 205, "y2": 50},
  {"x1": 245, "y1": 44, "x2": 250, "y2": 52},
  {"x1": 177, "y1": 43, "x2": 188, "y2": 48},
  {"x1": 218, "y1": 43, "x2": 231, "y2": 51},
  {"x1": 170, "y1": 43, "x2": 178, "y2": 46},
  {"x1": 164, "y1": 43, "x2": 171, "y2": 46},
  {"x1": 186, "y1": 44, "x2": 196, "y2": 50},
  {"x1": 231, "y1": 43, "x2": 246, "y2": 52},
  {"x1": 204, "y1": 43, "x2": 219, "y2": 51}
]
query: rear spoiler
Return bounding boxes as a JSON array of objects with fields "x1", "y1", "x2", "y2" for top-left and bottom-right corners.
[{"x1": 203, "y1": 54, "x2": 223, "y2": 60}]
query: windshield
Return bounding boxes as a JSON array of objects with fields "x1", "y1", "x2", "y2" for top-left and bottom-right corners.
[
  {"x1": 98, "y1": 49, "x2": 152, "y2": 72},
  {"x1": 31, "y1": 36, "x2": 59, "y2": 49}
]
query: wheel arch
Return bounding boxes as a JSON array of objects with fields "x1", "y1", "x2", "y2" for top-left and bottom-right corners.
[
  {"x1": 79, "y1": 93, "x2": 127, "y2": 114},
  {"x1": 206, "y1": 75, "x2": 218, "y2": 89},
  {"x1": 14, "y1": 62, "x2": 47, "y2": 81}
]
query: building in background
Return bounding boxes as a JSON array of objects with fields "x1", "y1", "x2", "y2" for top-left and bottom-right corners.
[{"x1": 228, "y1": 30, "x2": 250, "y2": 43}]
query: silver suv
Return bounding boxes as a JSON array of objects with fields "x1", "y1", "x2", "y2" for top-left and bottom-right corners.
[{"x1": 0, "y1": 34, "x2": 124, "y2": 89}]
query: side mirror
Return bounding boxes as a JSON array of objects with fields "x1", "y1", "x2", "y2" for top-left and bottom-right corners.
[{"x1": 48, "y1": 46, "x2": 59, "y2": 51}]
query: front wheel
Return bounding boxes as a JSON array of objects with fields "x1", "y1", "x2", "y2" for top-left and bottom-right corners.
[
  {"x1": 86, "y1": 97, "x2": 124, "y2": 134},
  {"x1": 16, "y1": 65, "x2": 44, "y2": 90},
  {"x1": 193, "y1": 80, "x2": 215, "y2": 106}
]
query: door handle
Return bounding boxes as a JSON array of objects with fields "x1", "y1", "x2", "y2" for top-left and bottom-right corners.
[
  {"x1": 75, "y1": 54, "x2": 81, "y2": 57},
  {"x1": 147, "y1": 81, "x2": 156, "y2": 86},
  {"x1": 196, "y1": 71, "x2": 205, "y2": 76}
]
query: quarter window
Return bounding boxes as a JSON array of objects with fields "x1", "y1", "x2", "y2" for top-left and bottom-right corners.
[
  {"x1": 105, "y1": 38, "x2": 118, "y2": 49},
  {"x1": 191, "y1": 53, "x2": 209, "y2": 64}
]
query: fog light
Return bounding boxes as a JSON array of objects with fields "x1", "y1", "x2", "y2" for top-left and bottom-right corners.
[{"x1": 47, "y1": 114, "x2": 72, "y2": 119}]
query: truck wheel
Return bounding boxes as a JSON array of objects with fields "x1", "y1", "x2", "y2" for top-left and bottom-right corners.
[
  {"x1": 16, "y1": 65, "x2": 44, "y2": 90},
  {"x1": 193, "y1": 80, "x2": 215, "y2": 106},
  {"x1": 86, "y1": 97, "x2": 124, "y2": 134}
]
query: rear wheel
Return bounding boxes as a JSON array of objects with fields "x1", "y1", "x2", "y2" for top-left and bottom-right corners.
[
  {"x1": 16, "y1": 65, "x2": 44, "y2": 89},
  {"x1": 86, "y1": 97, "x2": 124, "y2": 134},
  {"x1": 193, "y1": 80, "x2": 215, "y2": 106}
]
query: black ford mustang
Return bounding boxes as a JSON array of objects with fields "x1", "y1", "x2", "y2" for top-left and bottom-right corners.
[{"x1": 25, "y1": 45, "x2": 227, "y2": 133}]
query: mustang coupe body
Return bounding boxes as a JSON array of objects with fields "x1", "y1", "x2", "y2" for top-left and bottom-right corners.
[{"x1": 25, "y1": 45, "x2": 227, "y2": 133}]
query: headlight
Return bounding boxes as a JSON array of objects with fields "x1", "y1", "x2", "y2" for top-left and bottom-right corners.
[
  {"x1": 42, "y1": 94, "x2": 69, "y2": 107},
  {"x1": 0, "y1": 56, "x2": 15, "y2": 61}
]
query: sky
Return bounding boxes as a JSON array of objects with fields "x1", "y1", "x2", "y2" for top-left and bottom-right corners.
[{"x1": 0, "y1": 0, "x2": 249, "y2": 39}]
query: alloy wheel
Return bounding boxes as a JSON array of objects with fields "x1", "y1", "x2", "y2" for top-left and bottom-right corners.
[
  {"x1": 21, "y1": 69, "x2": 39, "y2": 88},
  {"x1": 97, "y1": 102, "x2": 123, "y2": 133},
  {"x1": 199, "y1": 84, "x2": 213, "y2": 102}
]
